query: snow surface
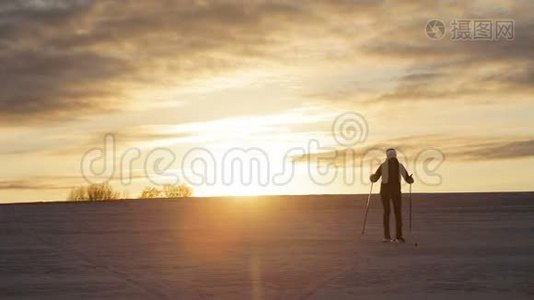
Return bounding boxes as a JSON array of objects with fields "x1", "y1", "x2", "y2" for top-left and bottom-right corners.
[{"x1": 1, "y1": 193, "x2": 533, "y2": 299}]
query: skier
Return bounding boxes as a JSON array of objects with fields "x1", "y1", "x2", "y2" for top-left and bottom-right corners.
[{"x1": 370, "y1": 148, "x2": 414, "y2": 243}]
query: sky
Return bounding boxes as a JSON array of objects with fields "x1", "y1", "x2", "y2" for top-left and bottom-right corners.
[{"x1": 1, "y1": 0, "x2": 533, "y2": 203}]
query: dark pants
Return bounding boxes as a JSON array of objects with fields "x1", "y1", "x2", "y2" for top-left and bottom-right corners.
[{"x1": 380, "y1": 186, "x2": 402, "y2": 240}]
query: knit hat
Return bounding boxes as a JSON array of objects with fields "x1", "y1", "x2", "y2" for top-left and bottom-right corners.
[{"x1": 386, "y1": 148, "x2": 397, "y2": 159}]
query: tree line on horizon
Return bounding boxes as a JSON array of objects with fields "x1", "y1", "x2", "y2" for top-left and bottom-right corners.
[{"x1": 67, "y1": 183, "x2": 193, "y2": 201}]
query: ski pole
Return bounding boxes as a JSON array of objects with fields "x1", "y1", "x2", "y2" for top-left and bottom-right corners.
[
  {"x1": 410, "y1": 183, "x2": 412, "y2": 232},
  {"x1": 361, "y1": 182, "x2": 374, "y2": 235}
]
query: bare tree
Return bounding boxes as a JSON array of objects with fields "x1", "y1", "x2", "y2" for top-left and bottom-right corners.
[
  {"x1": 139, "y1": 186, "x2": 161, "y2": 199},
  {"x1": 137, "y1": 184, "x2": 193, "y2": 199},
  {"x1": 86, "y1": 183, "x2": 120, "y2": 201},
  {"x1": 67, "y1": 183, "x2": 120, "y2": 201},
  {"x1": 162, "y1": 183, "x2": 193, "y2": 198},
  {"x1": 68, "y1": 186, "x2": 87, "y2": 201}
]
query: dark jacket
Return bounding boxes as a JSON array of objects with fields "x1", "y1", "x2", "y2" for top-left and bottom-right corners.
[{"x1": 371, "y1": 158, "x2": 413, "y2": 193}]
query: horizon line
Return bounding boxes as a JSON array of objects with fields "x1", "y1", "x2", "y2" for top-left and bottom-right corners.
[{"x1": 3, "y1": 190, "x2": 534, "y2": 206}]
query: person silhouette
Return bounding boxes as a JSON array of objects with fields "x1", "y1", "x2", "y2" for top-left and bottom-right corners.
[{"x1": 370, "y1": 148, "x2": 414, "y2": 243}]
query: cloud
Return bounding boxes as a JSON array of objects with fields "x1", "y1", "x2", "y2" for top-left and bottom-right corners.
[
  {"x1": 1, "y1": 0, "x2": 449, "y2": 124},
  {"x1": 0, "y1": 178, "x2": 71, "y2": 190},
  {"x1": 0, "y1": 49, "x2": 133, "y2": 121},
  {"x1": 304, "y1": 1, "x2": 534, "y2": 106},
  {"x1": 2, "y1": 0, "x2": 533, "y2": 124},
  {"x1": 0, "y1": 0, "x2": 316, "y2": 123},
  {"x1": 294, "y1": 135, "x2": 534, "y2": 165},
  {"x1": 447, "y1": 139, "x2": 534, "y2": 161}
]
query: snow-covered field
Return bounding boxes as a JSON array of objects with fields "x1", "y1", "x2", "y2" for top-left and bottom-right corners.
[{"x1": 1, "y1": 193, "x2": 533, "y2": 299}]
